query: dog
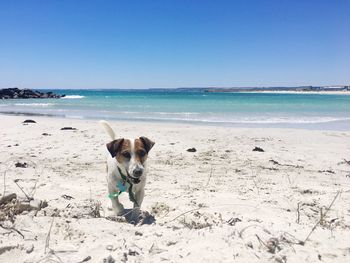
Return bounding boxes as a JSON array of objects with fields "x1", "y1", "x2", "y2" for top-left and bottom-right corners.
[{"x1": 100, "y1": 120, "x2": 155, "y2": 216}]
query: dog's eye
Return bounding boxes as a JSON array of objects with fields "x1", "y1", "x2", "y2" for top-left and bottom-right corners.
[
  {"x1": 122, "y1": 152, "x2": 131, "y2": 159},
  {"x1": 138, "y1": 150, "x2": 146, "y2": 157}
]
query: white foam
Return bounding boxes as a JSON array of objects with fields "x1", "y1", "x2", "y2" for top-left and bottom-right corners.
[
  {"x1": 14, "y1": 103, "x2": 55, "y2": 107},
  {"x1": 123, "y1": 115, "x2": 350, "y2": 124},
  {"x1": 62, "y1": 95, "x2": 85, "y2": 99},
  {"x1": 65, "y1": 115, "x2": 84, "y2": 119}
]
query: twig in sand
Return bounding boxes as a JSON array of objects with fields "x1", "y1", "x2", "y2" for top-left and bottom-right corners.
[
  {"x1": 249, "y1": 165, "x2": 260, "y2": 194},
  {"x1": 296, "y1": 202, "x2": 301, "y2": 224},
  {"x1": 14, "y1": 179, "x2": 33, "y2": 201},
  {"x1": 166, "y1": 207, "x2": 203, "y2": 223},
  {"x1": 78, "y1": 256, "x2": 92, "y2": 263},
  {"x1": 205, "y1": 166, "x2": 213, "y2": 186},
  {"x1": 2, "y1": 169, "x2": 6, "y2": 197},
  {"x1": 303, "y1": 190, "x2": 341, "y2": 245},
  {"x1": 252, "y1": 178, "x2": 260, "y2": 195},
  {"x1": 0, "y1": 223, "x2": 24, "y2": 238},
  {"x1": 320, "y1": 207, "x2": 324, "y2": 226},
  {"x1": 163, "y1": 203, "x2": 258, "y2": 225},
  {"x1": 255, "y1": 235, "x2": 281, "y2": 254},
  {"x1": 45, "y1": 217, "x2": 55, "y2": 253},
  {"x1": 285, "y1": 172, "x2": 292, "y2": 186},
  {"x1": 36, "y1": 250, "x2": 63, "y2": 263},
  {"x1": 29, "y1": 163, "x2": 44, "y2": 197},
  {"x1": 238, "y1": 224, "x2": 271, "y2": 238},
  {"x1": 0, "y1": 157, "x2": 41, "y2": 200},
  {"x1": 255, "y1": 234, "x2": 268, "y2": 248}
]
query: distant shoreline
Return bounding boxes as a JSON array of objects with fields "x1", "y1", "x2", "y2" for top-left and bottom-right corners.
[{"x1": 209, "y1": 90, "x2": 350, "y2": 95}]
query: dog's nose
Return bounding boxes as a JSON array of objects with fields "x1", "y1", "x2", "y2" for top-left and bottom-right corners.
[{"x1": 133, "y1": 168, "x2": 143, "y2": 178}]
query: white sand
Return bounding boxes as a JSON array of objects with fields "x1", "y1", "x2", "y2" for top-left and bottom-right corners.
[
  {"x1": 0, "y1": 114, "x2": 350, "y2": 262},
  {"x1": 224, "y1": 91, "x2": 350, "y2": 95}
]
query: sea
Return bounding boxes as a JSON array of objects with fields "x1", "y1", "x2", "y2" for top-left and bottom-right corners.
[{"x1": 1, "y1": 89, "x2": 350, "y2": 131}]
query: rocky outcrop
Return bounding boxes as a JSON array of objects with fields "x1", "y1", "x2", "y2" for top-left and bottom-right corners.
[{"x1": 0, "y1": 88, "x2": 65, "y2": 99}]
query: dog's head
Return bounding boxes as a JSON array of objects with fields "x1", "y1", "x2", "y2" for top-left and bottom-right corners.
[{"x1": 106, "y1": 137, "x2": 155, "y2": 183}]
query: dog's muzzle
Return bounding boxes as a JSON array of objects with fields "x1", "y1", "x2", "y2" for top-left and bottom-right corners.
[
  {"x1": 129, "y1": 167, "x2": 143, "y2": 184},
  {"x1": 129, "y1": 176, "x2": 141, "y2": 184}
]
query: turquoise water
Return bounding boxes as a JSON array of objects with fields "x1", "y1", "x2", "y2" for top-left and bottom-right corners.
[{"x1": 1, "y1": 89, "x2": 350, "y2": 130}]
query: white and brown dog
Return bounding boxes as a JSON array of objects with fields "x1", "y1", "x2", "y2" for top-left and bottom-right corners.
[{"x1": 100, "y1": 120, "x2": 155, "y2": 216}]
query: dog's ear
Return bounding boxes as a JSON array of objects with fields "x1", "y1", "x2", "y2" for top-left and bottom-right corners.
[
  {"x1": 106, "y1": 138, "x2": 124, "y2": 158},
  {"x1": 140, "y1": 136, "x2": 155, "y2": 153}
]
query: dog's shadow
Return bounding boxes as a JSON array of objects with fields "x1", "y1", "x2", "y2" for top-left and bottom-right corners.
[{"x1": 121, "y1": 209, "x2": 156, "y2": 225}]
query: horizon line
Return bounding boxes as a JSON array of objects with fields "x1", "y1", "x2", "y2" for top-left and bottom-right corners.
[{"x1": 13, "y1": 84, "x2": 350, "y2": 90}]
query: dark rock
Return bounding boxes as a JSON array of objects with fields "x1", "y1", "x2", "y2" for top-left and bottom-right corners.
[
  {"x1": 0, "y1": 87, "x2": 64, "y2": 99},
  {"x1": 318, "y1": 169, "x2": 335, "y2": 174},
  {"x1": 79, "y1": 256, "x2": 92, "y2": 262},
  {"x1": 23, "y1": 119, "x2": 36, "y2": 123},
  {"x1": 41, "y1": 200, "x2": 48, "y2": 208},
  {"x1": 15, "y1": 162, "x2": 28, "y2": 168},
  {"x1": 253, "y1": 147, "x2": 264, "y2": 152},
  {"x1": 0, "y1": 193, "x2": 17, "y2": 205},
  {"x1": 62, "y1": 194, "x2": 74, "y2": 200},
  {"x1": 60, "y1": 127, "x2": 77, "y2": 130},
  {"x1": 25, "y1": 244, "x2": 34, "y2": 254},
  {"x1": 269, "y1": 159, "x2": 279, "y2": 165},
  {"x1": 42, "y1": 133, "x2": 51, "y2": 136},
  {"x1": 135, "y1": 231, "x2": 143, "y2": 236},
  {"x1": 128, "y1": 249, "x2": 139, "y2": 256},
  {"x1": 227, "y1": 217, "x2": 242, "y2": 226},
  {"x1": 187, "y1": 148, "x2": 197, "y2": 152},
  {"x1": 103, "y1": 255, "x2": 115, "y2": 263}
]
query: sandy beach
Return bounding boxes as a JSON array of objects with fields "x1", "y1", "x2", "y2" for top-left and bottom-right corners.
[
  {"x1": 1, "y1": 114, "x2": 350, "y2": 262},
  {"x1": 237, "y1": 91, "x2": 350, "y2": 95}
]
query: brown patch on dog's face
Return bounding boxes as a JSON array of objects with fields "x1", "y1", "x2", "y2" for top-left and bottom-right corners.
[
  {"x1": 106, "y1": 138, "x2": 132, "y2": 163},
  {"x1": 117, "y1": 139, "x2": 132, "y2": 164},
  {"x1": 134, "y1": 137, "x2": 155, "y2": 163}
]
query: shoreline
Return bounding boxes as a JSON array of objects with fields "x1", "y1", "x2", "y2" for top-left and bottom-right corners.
[
  {"x1": 1, "y1": 112, "x2": 350, "y2": 131},
  {"x1": 34, "y1": 88, "x2": 350, "y2": 95},
  {"x1": 207, "y1": 90, "x2": 350, "y2": 95}
]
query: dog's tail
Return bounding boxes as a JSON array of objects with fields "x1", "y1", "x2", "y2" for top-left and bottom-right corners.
[{"x1": 99, "y1": 120, "x2": 115, "y2": 140}]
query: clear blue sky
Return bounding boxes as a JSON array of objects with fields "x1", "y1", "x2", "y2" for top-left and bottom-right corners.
[{"x1": 0, "y1": 0, "x2": 349, "y2": 89}]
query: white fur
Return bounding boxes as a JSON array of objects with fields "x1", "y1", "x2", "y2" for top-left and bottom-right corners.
[
  {"x1": 101, "y1": 120, "x2": 147, "y2": 216},
  {"x1": 99, "y1": 120, "x2": 116, "y2": 140}
]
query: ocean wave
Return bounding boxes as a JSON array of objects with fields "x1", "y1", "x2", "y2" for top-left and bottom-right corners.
[
  {"x1": 233, "y1": 117, "x2": 350, "y2": 124},
  {"x1": 13, "y1": 103, "x2": 55, "y2": 107},
  {"x1": 62, "y1": 95, "x2": 85, "y2": 99},
  {"x1": 95, "y1": 110, "x2": 199, "y2": 115},
  {"x1": 152, "y1": 112, "x2": 199, "y2": 115},
  {"x1": 117, "y1": 115, "x2": 350, "y2": 124},
  {"x1": 65, "y1": 115, "x2": 84, "y2": 119}
]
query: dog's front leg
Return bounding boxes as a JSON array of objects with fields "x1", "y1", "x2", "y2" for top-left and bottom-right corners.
[
  {"x1": 133, "y1": 189, "x2": 145, "y2": 210},
  {"x1": 110, "y1": 196, "x2": 125, "y2": 216},
  {"x1": 130, "y1": 189, "x2": 144, "y2": 223},
  {"x1": 108, "y1": 185, "x2": 125, "y2": 215}
]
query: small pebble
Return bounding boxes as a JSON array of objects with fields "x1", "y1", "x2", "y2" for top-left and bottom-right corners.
[
  {"x1": 106, "y1": 245, "x2": 113, "y2": 251},
  {"x1": 26, "y1": 244, "x2": 34, "y2": 254},
  {"x1": 187, "y1": 147, "x2": 197, "y2": 152}
]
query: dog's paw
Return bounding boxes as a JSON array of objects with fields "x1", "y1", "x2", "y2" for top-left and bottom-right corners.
[{"x1": 115, "y1": 206, "x2": 125, "y2": 216}]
